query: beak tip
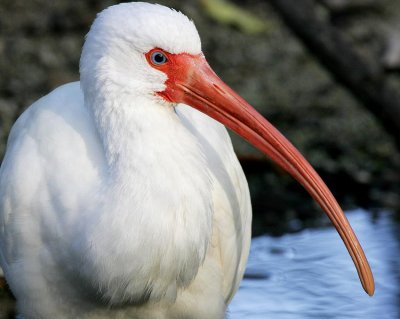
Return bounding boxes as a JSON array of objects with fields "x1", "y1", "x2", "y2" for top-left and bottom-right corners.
[
  {"x1": 361, "y1": 272, "x2": 375, "y2": 296},
  {"x1": 366, "y1": 284, "x2": 375, "y2": 297}
]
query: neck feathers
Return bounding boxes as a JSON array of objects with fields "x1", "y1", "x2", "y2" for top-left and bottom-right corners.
[{"x1": 79, "y1": 94, "x2": 214, "y2": 304}]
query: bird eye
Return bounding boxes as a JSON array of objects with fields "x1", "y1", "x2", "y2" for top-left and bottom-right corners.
[{"x1": 150, "y1": 51, "x2": 168, "y2": 65}]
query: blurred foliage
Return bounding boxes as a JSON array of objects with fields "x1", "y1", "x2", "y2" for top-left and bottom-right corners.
[{"x1": 201, "y1": 0, "x2": 271, "y2": 34}]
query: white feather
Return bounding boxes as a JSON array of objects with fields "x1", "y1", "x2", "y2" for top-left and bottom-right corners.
[{"x1": 0, "y1": 2, "x2": 251, "y2": 318}]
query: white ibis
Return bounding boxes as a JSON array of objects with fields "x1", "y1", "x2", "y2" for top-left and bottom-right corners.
[{"x1": 0, "y1": 2, "x2": 374, "y2": 318}]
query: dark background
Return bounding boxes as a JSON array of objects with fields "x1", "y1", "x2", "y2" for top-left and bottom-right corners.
[{"x1": 1, "y1": 0, "x2": 400, "y2": 317}]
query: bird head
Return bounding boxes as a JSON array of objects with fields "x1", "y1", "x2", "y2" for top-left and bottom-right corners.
[{"x1": 80, "y1": 2, "x2": 374, "y2": 296}]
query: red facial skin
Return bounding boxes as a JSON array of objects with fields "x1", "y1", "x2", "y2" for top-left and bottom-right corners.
[{"x1": 145, "y1": 48, "x2": 375, "y2": 296}]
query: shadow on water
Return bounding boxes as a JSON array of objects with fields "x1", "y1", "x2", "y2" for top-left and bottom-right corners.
[{"x1": 229, "y1": 209, "x2": 400, "y2": 319}]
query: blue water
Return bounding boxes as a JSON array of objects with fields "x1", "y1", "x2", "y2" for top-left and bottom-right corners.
[{"x1": 229, "y1": 209, "x2": 400, "y2": 319}]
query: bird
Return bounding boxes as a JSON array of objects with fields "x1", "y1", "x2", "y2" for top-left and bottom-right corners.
[{"x1": 0, "y1": 2, "x2": 374, "y2": 319}]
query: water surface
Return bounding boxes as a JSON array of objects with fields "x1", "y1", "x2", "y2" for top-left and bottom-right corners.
[{"x1": 229, "y1": 209, "x2": 400, "y2": 318}]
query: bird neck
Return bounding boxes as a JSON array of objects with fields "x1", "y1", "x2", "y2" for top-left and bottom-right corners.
[{"x1": 81, "y1": 93, "x2": 215, "y2": 302}]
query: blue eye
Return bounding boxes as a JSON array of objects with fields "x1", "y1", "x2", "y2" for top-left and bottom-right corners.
[{"x1": 151, "y1": 51, "x2": 167, "y2": 65}]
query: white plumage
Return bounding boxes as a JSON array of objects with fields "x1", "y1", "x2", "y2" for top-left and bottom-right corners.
[
  {"x1": 0, "y1": 3, "x2": 250, "y2": 318},
  {"x1": 0, "y1": 2, "x2": 374, "y2": 319}
]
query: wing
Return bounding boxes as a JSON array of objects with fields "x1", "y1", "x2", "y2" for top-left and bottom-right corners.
[
  {"x1": 176, "y1": 104, "x2": 252, "y2": 304},
  {"x1": 0, "y1": 82, "x2": 105, "y2": 294}
]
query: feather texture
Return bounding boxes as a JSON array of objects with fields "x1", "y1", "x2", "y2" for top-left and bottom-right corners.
[{"x1": 0, "y1": 3, "x2": 251, "y2": 318}]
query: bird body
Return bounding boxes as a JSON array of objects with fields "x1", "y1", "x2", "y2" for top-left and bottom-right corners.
[
  {"x1": 0, "y1": 2, "x2": 373, "y2": 319},
  {"x1": 0, "y1": 81, "x2": 251, "y2": 318}
]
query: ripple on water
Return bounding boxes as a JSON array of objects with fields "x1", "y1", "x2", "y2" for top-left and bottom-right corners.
[{"x1": 229, "y1": 209, "x2": 400, "y2": 319}]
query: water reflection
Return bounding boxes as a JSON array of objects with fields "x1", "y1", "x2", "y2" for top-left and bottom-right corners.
[{"x1": 229, "y1": 209, "x2": 400, "y2": 318}]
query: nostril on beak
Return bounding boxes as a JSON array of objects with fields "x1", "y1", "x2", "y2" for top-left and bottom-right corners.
[{"x1": 213, "y1": 83, "x2": 225, "y2": 95}]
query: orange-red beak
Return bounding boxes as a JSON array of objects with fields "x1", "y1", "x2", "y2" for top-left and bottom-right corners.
[{"x1": 147, "y1": 49, "x2": 375, "y2": 296}]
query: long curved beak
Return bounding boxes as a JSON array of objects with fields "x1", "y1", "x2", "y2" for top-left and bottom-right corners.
[{"x1": 158, "y1": 53, "x2": 375, "y2": 296}]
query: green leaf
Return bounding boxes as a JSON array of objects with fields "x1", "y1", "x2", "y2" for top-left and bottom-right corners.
[{"x1": 201, "y1": 0, "x2": 271, "y2": 34}]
